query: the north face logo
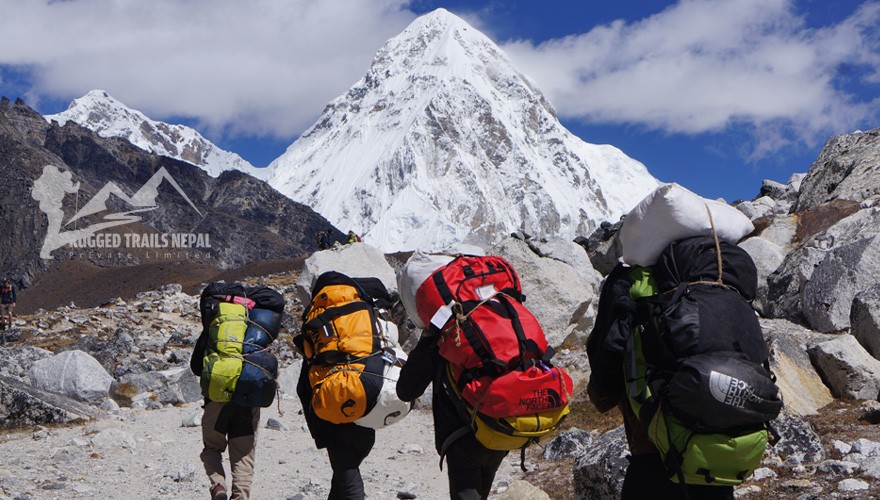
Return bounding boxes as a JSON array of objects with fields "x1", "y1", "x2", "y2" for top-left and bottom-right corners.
[
  {"x1": 519, "y1": 387, "x2": 563, "y2": 412},
  {"x1": 709, "y1": 370, "x2": 760, "y2": 409}
]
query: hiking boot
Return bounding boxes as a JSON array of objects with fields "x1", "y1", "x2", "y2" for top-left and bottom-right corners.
[{"x1": 209, "y1": 483, "x2": 228, "y2": 500}]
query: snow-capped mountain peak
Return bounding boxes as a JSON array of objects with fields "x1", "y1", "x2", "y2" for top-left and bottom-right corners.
[
  {"x1": 266, "y1": 8, "x2": 659, "y2": 252},
  {"x1": 45, "y1": 90, "x2": 266, "y2": 179}
]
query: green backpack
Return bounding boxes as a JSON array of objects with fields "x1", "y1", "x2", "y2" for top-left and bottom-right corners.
[{"x1": 623, "y1": 237, "x2": 783, "y2": 486}]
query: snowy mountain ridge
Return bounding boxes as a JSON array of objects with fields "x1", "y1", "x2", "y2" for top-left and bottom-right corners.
[
  {"x1": 45, "y1": 90, "x2": 267, "y2": 180},
  {"x1": 266, "y1": 8, "x2": 660, "y2": 252}
]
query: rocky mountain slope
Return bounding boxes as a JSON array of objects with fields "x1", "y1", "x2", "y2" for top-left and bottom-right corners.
[
  {"x1": 266, "y1": 8, "x2": 659, "y2": 252},
  {"x1": 45, "y1": 90, "x2": 267, "y2": 179},
  {"x1": 0, "y1": 97, "x2": 342, "y2": 312}
]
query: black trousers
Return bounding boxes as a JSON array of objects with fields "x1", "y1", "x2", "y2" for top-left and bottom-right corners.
[
  {"x1": 325, "y1": 424, "x2": 375, "y2": 500},
  {"x1": 621, "y1": 454, "x2": 734, "y2": 500},
  {"x1": 444, "y1": 434, "x2": 508, "y2": 500}
]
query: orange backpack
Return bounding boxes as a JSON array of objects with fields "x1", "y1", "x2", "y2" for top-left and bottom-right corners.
[{"x1": 298, "y1": 272, "x2": 387, "y2": 424}]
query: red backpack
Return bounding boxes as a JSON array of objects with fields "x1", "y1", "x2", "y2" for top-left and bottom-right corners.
[{"x1": 416, "y1": 255, "x2": 572, "y2": 454}]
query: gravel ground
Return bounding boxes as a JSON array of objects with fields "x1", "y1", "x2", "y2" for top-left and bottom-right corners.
[{"x1": 0, "y1": 399, "x2": 535, "y2": 500}]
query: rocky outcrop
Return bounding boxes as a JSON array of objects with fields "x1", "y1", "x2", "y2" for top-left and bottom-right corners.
[
  {"x1": 572, "y1": 426, "x2": 628, "y2": 499},
  {"x1": 491, "y1": 237, "x2": 600, "y2": 347},
  {"x1": 763, "y1": 319, "x2": 835, "y2": 416},
  {"x1": 795, "y1": 128, "x2": 880, "y2": 212},
  {"x1": 808, "y1": 335, "x2": 880, "y2": 399},
  {"x1": 851, "y1": 284, "x2": 880, "y2": 360},
  {"x1": 0, "y1": 375, "x2": 102, "y2": 428},
  {"x1": 296, "y1": 243, "x2": 398, "y2": 305},
  {"x1": 766, "y1": 208, "x2": 880, "y2": 331}
]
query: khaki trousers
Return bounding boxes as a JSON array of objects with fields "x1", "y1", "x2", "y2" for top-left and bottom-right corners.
[{"x1": 200, "y1": 401, "x2": 261, "y2": 499}]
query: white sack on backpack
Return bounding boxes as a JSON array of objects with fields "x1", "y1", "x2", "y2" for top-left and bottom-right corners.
[
  {"x1": 619, "y1": 183, "x2": 754, "y2": 267},
  {"x1": 355, "y1": 339, "x2": 410, "y2": 429},
  {"x1": 396, "y1": 246, "x2": 485, "y2": 329}
]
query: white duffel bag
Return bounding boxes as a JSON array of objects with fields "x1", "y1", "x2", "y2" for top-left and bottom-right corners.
[
  {"x1": 619, "y1": 183, "x2": 754, "y2": 266},
  {"x1": 355, "y1": 332, "x2": 412, "y2": 429}
]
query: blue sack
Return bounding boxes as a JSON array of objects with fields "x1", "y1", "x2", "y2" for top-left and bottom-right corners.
[
  {"x1": 232, "y1": 350, "x2": 279, "y2": 407},
  {"x1": 243, "y1": 309, "x2": 282, "y2": 353}
]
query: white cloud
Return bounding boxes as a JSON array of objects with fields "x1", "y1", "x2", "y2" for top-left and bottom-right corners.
[
  {"x1": 0, "y1": 0, "x2": 415, "y2": 138},
  {"x1": 502, "y1": 0, "x2": 880, "y2": 157},
  {"x1": 2, "y1": 0, "x2": 877, "y2": 159}
]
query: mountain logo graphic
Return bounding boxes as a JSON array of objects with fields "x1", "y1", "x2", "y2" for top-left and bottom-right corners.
[{"x1": 31, "y1": 164, "x2": 203, "y2": 259}]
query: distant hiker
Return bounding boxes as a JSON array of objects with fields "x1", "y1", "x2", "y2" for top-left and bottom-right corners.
[
  {"x1": 319, "y1": 229, "x2": 332, "y2": 250},
  {"x1": 192, "y1": 282, "x2": 286, "y2": 500},
  {"x1": 346, "y1": 230, "x2": 361, "y2": 244},
  {"x1": 1, "y1": 278, "x2": 16, "y2": 330}
]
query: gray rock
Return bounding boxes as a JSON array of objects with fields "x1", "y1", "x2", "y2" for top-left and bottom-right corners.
[
  {"x1": 802, "y1": 215, "x2": 880, "y2": 332},
  {"x1": 0, "y1": 376, "x2": 102, "y2": 428},
  {"x1": 266, "y1": 418, "x2": 288, "y2": 431},
  {"x1": 795, "y1": 128, "x2": 880, "y2": 212},
  {"x1": 859, "y1": 456, "x2": 880, "y2": 479},
  {"x1": 832, "y1": 439, "x2": 853, "y2": 455},
  {"x1": 0, "y1": 345, "x2": 53, "y2": 379},
  {"x1": 543, "y1": 427, "x2": 592, "y2": 461},
  {"x1": 493, "y1": 479, "x2": 551, "y2": 500},
  {"x1": 736, "y1": 198, "x2": 775, "y2": 220},
  {"x1": 770, "y1": 413, "x2": 825, "y2": 465},
  {"x1": 181, "y1": 410, "x2": 203, "y2": 428},
  {"x1": 579, "y1": 220, "x2": 622, "y2": 276},
  {"x1": 762, "y1": 319, "x2": 834, "y2": 416},
  {"x1": 767, "y1": 207, "x2": 880, "y2": 331},
  {"x1": 808, "y1": 335, "x2": 880, "y2": 399},
  {"x1": 816, "y1": 460, "x2": 860, "y2": 475},
  {"x1": 851, "y1": 284, "x2": 880, "y2": 360},
  {"x1": 109, "y1": 366, "x2": 201, "y2": 407},
  {"x1": 29, "y1": 350, "x2": 114, "y2": 405},
  {"x1": 751, "y1": 467, "x2": 777, "y2": 480},
  {"x1": 573, "y1": 426, "x2": 628, "y2": 499},
  {"x1": 851, "y1": 438, "x2": 880, "y2": 457},
  {"x1": 837, "y1": 478, "x2": 870, "y2": 492},
  {"x1": 759, "y1": 179, "x2": 789, "y2": 201},
  {"x1": 740, "y1": 237, "x2": 786, "y2": 314},
  {"x1": 491, "y1": 237, "x2": 599, "y2": 347},
  {"x1": 277, "y1": 361, "x2": 302, "y2": 399},
  {"x1": 90, "y1": 427, "x2": 136, "y2": 449},
  {"x1": 296, "y1": 243, "x2": 397, "y2": 306}
]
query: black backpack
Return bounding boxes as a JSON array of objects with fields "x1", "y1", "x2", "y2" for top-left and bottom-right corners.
[{"x1": 626, "y1": 236, "x2": 783, "y2": 485}]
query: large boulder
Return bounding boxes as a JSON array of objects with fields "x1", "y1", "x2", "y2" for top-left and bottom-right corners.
[
  {"x1": 767, "y1": 207, "x2": 880, "y2": 331},
  {"x1": 579, "y1": 220, "x2": 623, "y2": 276},
  {"x1": 491, "y1": 237, "x2": 600, "y2": 347},
  {"x1": 28, "y1": 350, "x2": 114, "y2": 405},
  {"x1": 770, "y1": 412, "x2": 826, "y2": 465},
  {"x1": 808, "y1": 335, "x2": 880, "y2": 399},
  {"x1": 762, "y1": 319, "x2": 834, "y2": 416},
  {"x1": 109, "y1": 366, "x2": 201, "y2": 407},
  {"x1": 795, "y1": 128, "x2": 880, "y2": 212},
  {"x1": 740, "y1": 236, "x2": 787, "y2": 315},
  {"x1": 296, "y1": 243, "x2": 397, "y2": 305},
  {"x1": 0, "y1": 375, "x2": 102, "y2": 428},
  {"x1": 572, "y1": 426, "x2": 628, "y2": 498},
  {"x1": 851, "y1": 284, "x2": 880, "y2": 361}
]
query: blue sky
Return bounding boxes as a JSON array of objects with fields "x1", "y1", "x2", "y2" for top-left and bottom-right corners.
[{"x1": 2, "y1": 0, "x2": 878, "y2": 203}]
